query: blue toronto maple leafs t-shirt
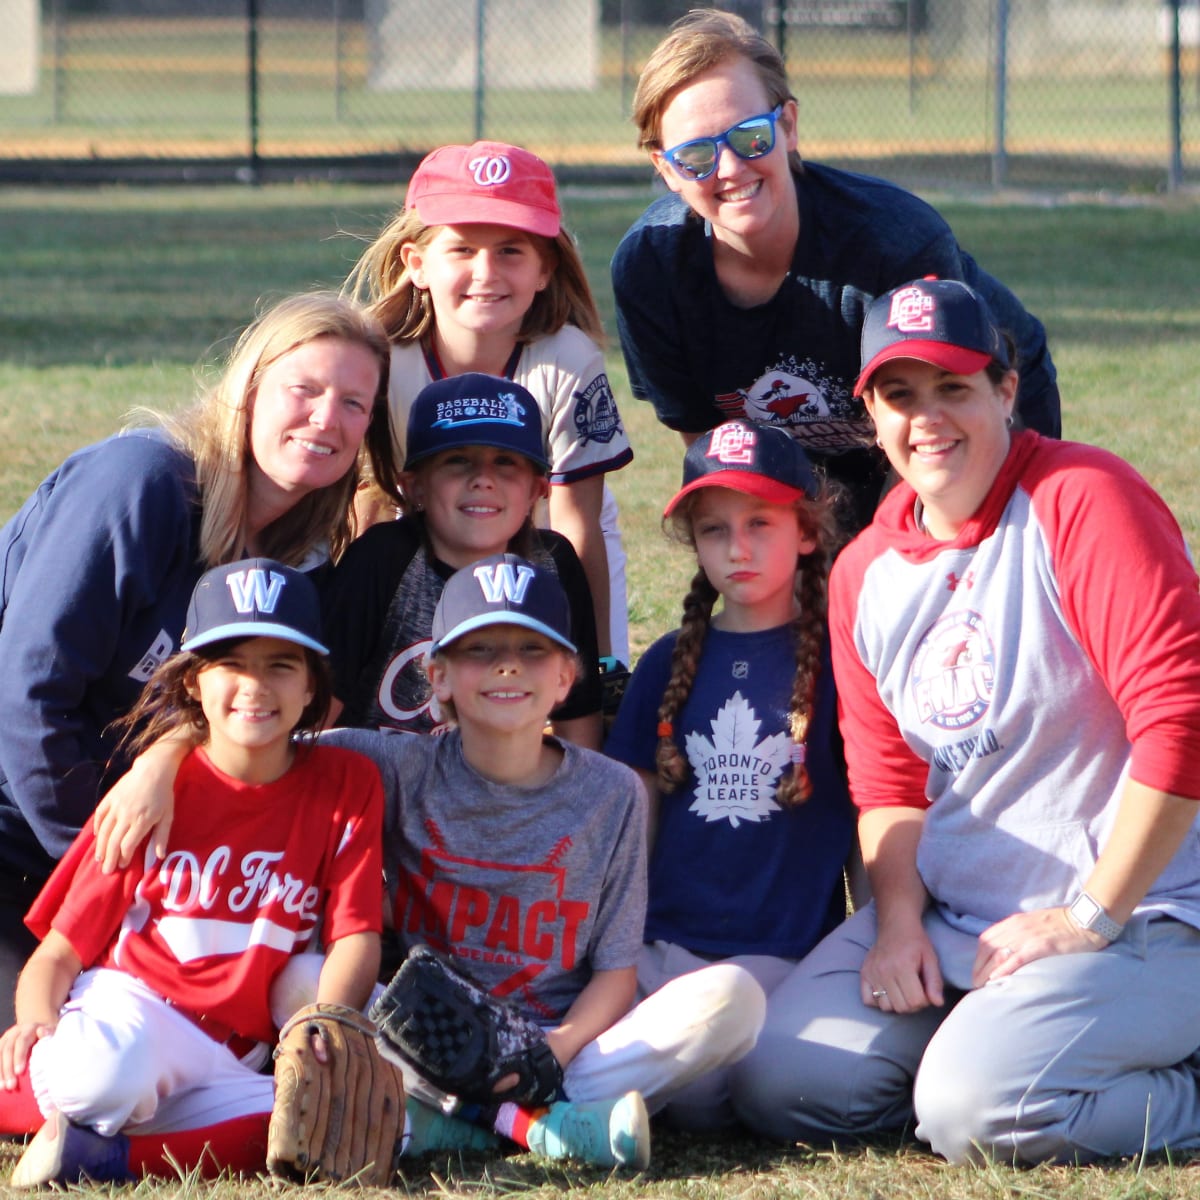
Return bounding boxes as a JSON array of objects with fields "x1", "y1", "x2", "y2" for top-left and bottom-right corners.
[{"x1": 605, "y1": 623, "x2": 854, "y2": 958}]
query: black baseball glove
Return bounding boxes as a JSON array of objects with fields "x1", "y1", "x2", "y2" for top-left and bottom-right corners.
[{"x1": 369, "y1": 945, "x2": 564, "y2": 1108}]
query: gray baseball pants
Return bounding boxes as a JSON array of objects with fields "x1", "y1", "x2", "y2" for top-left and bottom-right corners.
[{"x1": 729, "y1": 902, "x2": 1200, "y2": 1164}]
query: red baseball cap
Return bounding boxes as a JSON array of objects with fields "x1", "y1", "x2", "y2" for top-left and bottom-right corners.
[{"x1": 405, "y1": 141, "x2": 562, "y2": 238}]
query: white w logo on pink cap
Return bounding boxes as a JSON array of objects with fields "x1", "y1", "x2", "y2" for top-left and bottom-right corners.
[{"x1": 468, "y1": 154, "x2": 512, "y2": 186}]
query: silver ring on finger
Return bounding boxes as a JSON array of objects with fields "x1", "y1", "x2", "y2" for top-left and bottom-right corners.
[{"x1": 871, "y1": 987, "x2": 887, "y2": 999}]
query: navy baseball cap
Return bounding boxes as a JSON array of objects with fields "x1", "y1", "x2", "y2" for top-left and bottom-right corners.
[
  {"x1": 404, "y1": 373, "x2": 549, "y2": 472},
  {"x1": 182, "y1": 558, "x2": 329, "y2": 656},
  {"x1": 664, "y1": 419, "x2": 819, "y2": 516},
  {"x1": 855, "y1": 277, "x2": 1011, "y2": 396},
  {"x1": 430, "y1": 553, "x2": 576, "y2": 656}
]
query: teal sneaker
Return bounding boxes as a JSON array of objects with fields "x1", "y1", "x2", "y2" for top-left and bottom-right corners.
[
  {"x1": 525, "y1": 1091, "x2": 650, "y2": 1170},
  {"x1": 11, "y1": 1110, "x2": 131, "y2": 1188},
  {"x1": 401, "y1": 1097, "x2": 499, "y2": 1157}
]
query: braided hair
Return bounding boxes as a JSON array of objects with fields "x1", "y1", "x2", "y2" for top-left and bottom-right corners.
[{"x1": 654, "y1": 487, "x2": 838, "y2": 806}]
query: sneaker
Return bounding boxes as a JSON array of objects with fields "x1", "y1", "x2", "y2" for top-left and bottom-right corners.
[
  {"x1": 401, "y1": 1097, "x2": 499, "y2": 1157},
  {"x1": 525, "y1": 1091, "x2": 650, "y2": 1170},
  {"x1": 10, "y1": 1110, "x2": 131, "y2": 1188}
]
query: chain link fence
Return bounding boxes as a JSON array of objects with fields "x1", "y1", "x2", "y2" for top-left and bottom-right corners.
[{"x1": 0, "y1": 0, "x2": 1195, "y2": 190}]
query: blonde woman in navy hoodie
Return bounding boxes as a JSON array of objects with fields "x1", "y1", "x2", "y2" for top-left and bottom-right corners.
[{"x1": 0, "y1": 292, "x2": 397, "y2": 1028}]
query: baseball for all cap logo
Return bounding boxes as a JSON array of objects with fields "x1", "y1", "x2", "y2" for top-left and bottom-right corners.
[
  {"x1": 888, "y1": 285, "x2": 936, "y2": 333},
  {"x1": 707, "y1": 422, "x2": 757, "y2": 465},
  {"x1": 433, "y1": 392, "x2": 527, "y2": 430},
  {"x1": 225, "y1": 568, "x2": 286, "y2": 615},
  {"x1": 474, "y1": 562, "x2": 534, "y2": 605},
  {"x1": 469, "y1": 154, "x2": 511, "y2": 186}
]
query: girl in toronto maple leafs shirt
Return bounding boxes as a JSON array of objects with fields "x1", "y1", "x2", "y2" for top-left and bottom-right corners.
[
  {"x1": 0, "y1": 559, "x2": 383, "y2": 1187},
  {"x1": 604, "y1": 419, "x2": 855, "y2": 1132}
]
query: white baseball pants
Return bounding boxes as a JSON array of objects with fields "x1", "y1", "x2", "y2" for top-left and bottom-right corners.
[{"x1": 29, "y1": 968, "x2": 273, "y2": 1136}]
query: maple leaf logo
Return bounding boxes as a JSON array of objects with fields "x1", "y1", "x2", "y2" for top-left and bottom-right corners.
[{"x1": 684, "y1": 692, "x2": 791, "y2": 828}]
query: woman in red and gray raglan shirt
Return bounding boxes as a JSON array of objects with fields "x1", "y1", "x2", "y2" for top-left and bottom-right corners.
[{"x1": 727, "y1": 277, "x2": 1200, "y2": 1165}]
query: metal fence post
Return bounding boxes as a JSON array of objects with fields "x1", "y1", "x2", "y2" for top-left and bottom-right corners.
[
  {"x1": 1167, "y1": 0, "x2": 1184, "y2": 191},
  {"x1": 908, "y1": 0, "x2": 919, "y2": 114},
  {"x1": 474, "y1": 0, "x2": 486, "y2": 141},
  {"x1": 51, "y1": 0, "x2": 65, "y2": 125},
  {"x1": 334, "y1": 0, "x2": 344, "y2": 123},
  {"x1": 992, "y1": 0, "x2": 1009, "y2": 189},
  {"x1": 246, "y1": 0, "x2": 261, "y2": 184}
]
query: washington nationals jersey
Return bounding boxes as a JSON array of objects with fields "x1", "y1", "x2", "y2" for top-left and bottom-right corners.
[
  {"x1": 322, "y1": 727, "x2": 646, "y2": 1024},
  {"x1": 830, "y1": 431, "x2": 1200, "y2": 934},
  {"x1": 388, "y1": 329, "x2": 633, "y2": 486},
  {"x1": 613, "y1": 163, "x2": 1059, "y2": 528},
  {"x1": 606, "y1": 623, "x2": 854, "y2": 958},
  {"x1": 26, "y1": 745, "x2": 384, "y2": 1043},
  {"x1": 323, "y1": 520, "x2": 601, "y2": 732}
]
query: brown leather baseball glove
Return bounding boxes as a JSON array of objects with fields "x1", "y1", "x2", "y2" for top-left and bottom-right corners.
[{"x1": 267, "y1": 1002, "x2": 405, "y2": 1186}]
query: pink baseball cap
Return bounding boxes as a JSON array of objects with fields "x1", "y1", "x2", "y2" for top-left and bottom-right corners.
[{"x1": 405, "y1": 141, "x2": 562, "y2": 238}]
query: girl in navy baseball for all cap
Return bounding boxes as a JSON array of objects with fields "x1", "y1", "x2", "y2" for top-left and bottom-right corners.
[
  {"x1": 604, "y1": 418, "x2": 857, "y2": 1132},
  {"x1": 0, "y1": 560, "x2": 384, "y2": 1187},
  {"x1": 319, "y1": 371, "x2": 603, "y2": 748},
  {"x1": 739, "y1": 277, "x2": 1200, "y2": 1165},
  {"x1": 344, "y1": 139, "x2": 634, "y2": 666}
]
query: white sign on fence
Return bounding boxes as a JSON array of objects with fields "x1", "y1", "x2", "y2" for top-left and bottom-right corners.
[
  {"x1": 366, "y1": 0, "x2": 597, "y2": 91},
  {"x1": 1, "y1": 0, "x2": 39, "y2": 96}
]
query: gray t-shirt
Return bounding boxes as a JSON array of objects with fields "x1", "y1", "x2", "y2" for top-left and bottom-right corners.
[{"x1": 321, "y1": 727, "x2": 647, "y2": 1023}]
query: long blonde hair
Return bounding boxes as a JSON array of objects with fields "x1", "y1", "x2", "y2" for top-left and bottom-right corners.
[
  {"x1": 343, "y1": 201, "x2": 604, "y2": 347},
  {"x1": 153, "y1": 292, "x2": 399, "y2": 568},
  {"x1": 654, "y1": 487, "x2": 837, "y2": 807},
  {"x1": 633, "y1": 7, "x2": 803, "y2": 173}
]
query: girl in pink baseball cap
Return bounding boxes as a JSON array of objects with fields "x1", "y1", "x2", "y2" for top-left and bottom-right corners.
[{"x1": 345, "y1": 141, "x2": 634, "y2": 672}]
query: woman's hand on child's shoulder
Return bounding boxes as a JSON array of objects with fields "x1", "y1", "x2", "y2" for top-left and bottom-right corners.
[{"x1": 0, "y1": 1019, "x2": 56, "y2": 1089}]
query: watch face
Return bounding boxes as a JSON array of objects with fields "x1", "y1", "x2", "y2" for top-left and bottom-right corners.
[{"x1": 1071, "y1": 893, "x2": 1102, "y2": 926}]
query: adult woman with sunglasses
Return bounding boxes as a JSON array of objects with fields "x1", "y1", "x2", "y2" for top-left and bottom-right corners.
[{"x1": 612, "y1": 8, "x2": 1060, "y2": 531}]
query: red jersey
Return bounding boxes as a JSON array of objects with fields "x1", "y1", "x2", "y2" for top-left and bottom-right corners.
[{"x1": 27, "y1": 744, "x2": 384, "y2": 1043}]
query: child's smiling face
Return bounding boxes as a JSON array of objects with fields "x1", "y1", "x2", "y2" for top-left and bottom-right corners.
[
  {"x1": 401, "y1": 223, "x2": 552, "y2": 347},
  {"x1": 403, "y1": 445, "x2": 548, "y2": 569},
  {"x1": 188, "y1": 636, "x2": 314, "y2": 782},
  {"x1": 428, "y1": 625, "x2": 575, "y2": 739}
]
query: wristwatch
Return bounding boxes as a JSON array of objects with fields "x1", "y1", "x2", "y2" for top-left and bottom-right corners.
[{"x1": 1067, "y1": 892, "x2": 1124, "y2": 942}]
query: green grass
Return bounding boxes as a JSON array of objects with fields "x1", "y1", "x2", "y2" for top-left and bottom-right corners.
[
  {"x1": 1, "y1": 184, "x2": 1200, "y2": 1196},
  {"x1": 1, "y1": 183, "x2": 1199, "y2": 655}
]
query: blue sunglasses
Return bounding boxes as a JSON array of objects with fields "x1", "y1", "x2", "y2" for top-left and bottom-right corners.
[{"x1": 660, "y1": 106, "x2": 784, "y2": 181}]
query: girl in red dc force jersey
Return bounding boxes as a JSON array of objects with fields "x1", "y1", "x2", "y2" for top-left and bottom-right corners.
[{"x1": 0, "y1": 560, "x2": 383, "y2": 1187}]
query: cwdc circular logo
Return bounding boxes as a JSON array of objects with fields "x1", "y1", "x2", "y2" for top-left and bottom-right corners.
[
  {"x1": 910, "y1": 610, "x2": 996, "y2": 731},
  {"x1": 469, "y1": 154, "x2": 511, "y2": 186}
]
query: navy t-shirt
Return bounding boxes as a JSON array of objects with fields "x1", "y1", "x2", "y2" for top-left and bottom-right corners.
[
  {"x1": 613, "y1": 162, "x2": 1059, "y2": 530},
  {"x1": 606, "y1": 622, "x2": 854, "y2": 959}
]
